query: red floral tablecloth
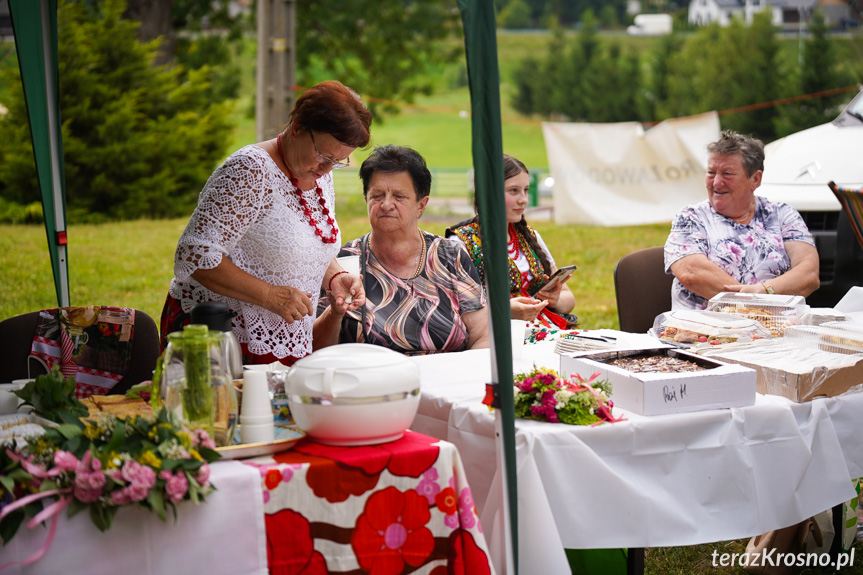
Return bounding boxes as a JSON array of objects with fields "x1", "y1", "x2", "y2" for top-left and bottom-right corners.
[{"x1": 243, "y1": 431, "x2": 494, "y2": 575}]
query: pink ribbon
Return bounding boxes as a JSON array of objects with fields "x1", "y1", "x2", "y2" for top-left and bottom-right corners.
[
  {"x1": 0, "y1": 488, "x2": 72, "y2": 572},
  {"x1": 566, "y1": 372, "x2": 627, "y2": 426}
]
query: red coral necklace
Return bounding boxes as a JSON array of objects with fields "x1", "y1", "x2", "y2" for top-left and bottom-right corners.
[
  {"x1": 507, "y1": 224, "x2": 520, "y2": 258},
  {"x1": 277, "y1": 133, "x2": 339, "y2": 244}
]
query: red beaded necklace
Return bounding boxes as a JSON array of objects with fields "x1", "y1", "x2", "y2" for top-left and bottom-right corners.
[
  {"x1": 277, "y1": 133, "x2": 339, "y2": 244},
  {"x1": 507, "y1": 224, "x2": 520, "y2": 258}
]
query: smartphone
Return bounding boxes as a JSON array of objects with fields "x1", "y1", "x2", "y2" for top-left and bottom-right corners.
[{"x1": 530, "y1": 264, "x2": 577, "y2": 295}]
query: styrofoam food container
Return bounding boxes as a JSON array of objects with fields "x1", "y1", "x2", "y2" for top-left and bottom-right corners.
[
  {"x1": 0, "y1": 381, "x2": 29, "y2": 415},
  {"x1": 285, "y1": 343, "x2": 420, "y2": 446}
]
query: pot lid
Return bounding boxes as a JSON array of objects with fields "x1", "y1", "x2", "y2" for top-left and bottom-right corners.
[
  {"x1": 288, "y1": 344, "x2": 419, "y2": 398},
  {"x1": 292, "y1": 343, "x2": 413, "y2": 371}
]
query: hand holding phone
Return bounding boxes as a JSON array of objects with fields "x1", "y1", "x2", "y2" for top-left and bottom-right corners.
[{"x1": 530, "y1": 264, "x2": 577, "y2": 295}]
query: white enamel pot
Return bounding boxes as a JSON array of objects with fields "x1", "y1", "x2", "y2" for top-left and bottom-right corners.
[{"x1": 285, "y1": 343, "x2": 421, "y2": 446}]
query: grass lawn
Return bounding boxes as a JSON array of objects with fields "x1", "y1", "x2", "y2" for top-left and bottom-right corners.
[{"x1": 0, "y1": 213, "x2": 670, "y2": 331}]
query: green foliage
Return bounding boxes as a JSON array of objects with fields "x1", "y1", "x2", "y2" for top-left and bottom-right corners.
[
  {"x1": 598, "y1": 5, "x2": 619, "y2": 29},
  {"x1": 296, "y1": 1, "x2": 463, "y2": 118},
  {"x1": 170, "y1": 0, "x2": 247, "y2": 39},
  {"x1": 0, "y1": 197, "x2": 43, "y2": 224},
  {"x1": 13, "y1": 365, "x2": 89, "y2": 422},
  {"x1": 774, "y1": 11, "x2": 854, "y2": 137},
  {"x1": 174, "y1": 35, "x2": 242, "y2": 102},
  {"x1": 0, "y1": 0, "x2": 235, "y2": 220},
  {"x1": 499, "y1": 0, "x2": 532, "y2": 30},
  {"x1": 512, "y1": 10, "x2": 647, "y2": 123},
  {"x1": 642, "y1": 33, "x2": 683, "y2": 121},
  {"x1": 507, "y1": 13, "x2": 853, "y2": 140}
]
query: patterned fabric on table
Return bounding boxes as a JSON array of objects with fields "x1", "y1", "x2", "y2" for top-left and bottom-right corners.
[
  {"x1": 664, "y1": 196, "x2": 815, "y2": 310},
  {"x1": 246, "y1": 431, "x2": 493, "y2": 575},
  {"x1": 322, "y1": 231, "x2": 486, "y2": 355},
  {"x1": 29, "y1": 306, "x2": 135, "y2": 398}
]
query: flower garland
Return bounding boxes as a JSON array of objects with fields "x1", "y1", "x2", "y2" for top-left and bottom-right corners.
[
  {"x1": 0, "y1": 407, "x2": 221, "y2": 549},
  {"x1": 513, "y1": 366, "x2": 625, "y2": 426}
]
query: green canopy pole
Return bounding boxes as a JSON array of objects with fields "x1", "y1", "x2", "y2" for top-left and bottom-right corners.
[
  {"x1": 457, "y1": 1, "x2": 518, "y2": 573},
  {"x1": 9, "y1": 0, "x2": 71, "y2": 307}
]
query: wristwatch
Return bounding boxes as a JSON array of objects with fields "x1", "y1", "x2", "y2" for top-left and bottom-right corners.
[{"x1": 762, "y1": 282, "x2": 775, "y2": 295}]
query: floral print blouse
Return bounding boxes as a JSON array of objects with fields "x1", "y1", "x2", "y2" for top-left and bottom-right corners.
[{"x1": 664, "y1": 196, "x2": 815, "y2": 310}]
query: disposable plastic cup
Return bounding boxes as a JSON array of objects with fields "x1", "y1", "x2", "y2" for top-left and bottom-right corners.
[
  {"x1": 241, "y1": 421, "x2": 275, "y2": 444},
  {"x1": 511, "y1": 319, "x2": 527, "y2": 360},
  {"x1": 240, "y1": 413, "x2": 274, "y2": 426},
  {"x1": 337, "y1": 255, "x2": 361, "y2": 277},
  {"x1": 241, "y1": 371, "x2": 273, "y2": 419}
]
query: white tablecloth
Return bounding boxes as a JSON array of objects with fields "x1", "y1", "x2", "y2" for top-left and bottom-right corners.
[
  {"x1": 409, "y1": 334, "x2": 863, "y2": 575},
  {"x1": 0, "y1": 461, "x2": 267, "y2": 575}
]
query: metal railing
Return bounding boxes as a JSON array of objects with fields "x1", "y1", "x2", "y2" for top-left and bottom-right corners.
[
  {"x1": 333, "y1": 167, "x2": 552, "y2": 207},
  {"x1": 332, "y1": 168, "x2": 475, "y2": 198}
]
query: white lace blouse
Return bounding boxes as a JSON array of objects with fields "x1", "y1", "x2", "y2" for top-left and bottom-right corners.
[{"x1": 169, "y1": 145, "x2": 341, "y2": 359}]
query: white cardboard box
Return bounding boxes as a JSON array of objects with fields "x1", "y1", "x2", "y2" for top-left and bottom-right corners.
[{"x1": 559, "y1": 347, "x2": 757, "y2": 416}]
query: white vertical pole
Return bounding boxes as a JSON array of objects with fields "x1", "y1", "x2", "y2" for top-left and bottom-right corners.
[{"x1": 41, "y1": 0, "x2": 69, "y2": 307}]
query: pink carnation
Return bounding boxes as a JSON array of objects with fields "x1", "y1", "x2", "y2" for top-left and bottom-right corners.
[
  {"x1": 111, "y1": 488, "x2": 133, "y2": 505},
  {"x1": 195, "y1": 463, "x2": 210, "y2": 487},
  {"x1": 76, "y1": 451, "x2": 101, "y2": 473},
  {"x1": 161, "y1": 471, "x2": 189, "y2": 503},
  {"x1": 53, "y1": 450, "x2": 79, "y2": 472},
  {"x1": 191, "y1": 429, "x2": 217, "y2": 450},
  {"x1": 121, "y1": 461, "x2": 156, "y2": 489},
  {"x1": 127, "y1": 482, "x2": 151, "y2": 502},
  {"x1": 75, "y1": 486, "x2": 104, "y2": 503},
  {"x1": 75, "y1": 469, "x2": 106, "y2": 491},
  {"x1": 73, "y1": 468, "x2": 105, "y2": 503}
]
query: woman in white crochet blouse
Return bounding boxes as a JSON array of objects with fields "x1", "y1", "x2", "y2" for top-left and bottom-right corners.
[{"x1": 161, "y1": 81, "x2": 372, "y2": 366}]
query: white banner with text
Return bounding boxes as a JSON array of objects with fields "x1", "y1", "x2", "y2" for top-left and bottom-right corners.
[{"x1": 543, "y1": 112, "x2": 720, "y2": 226}]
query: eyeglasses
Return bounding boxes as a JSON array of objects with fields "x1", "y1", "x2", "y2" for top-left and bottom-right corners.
[{"x1": 310, "y1": 131, "x2": 350, "y2": 169}]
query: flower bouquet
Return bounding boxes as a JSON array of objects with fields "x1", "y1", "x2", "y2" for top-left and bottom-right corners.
[
  {"x1": 0, "y1": 387, "x2": 221, "y2": 548},
  {"x1": 513, "y1": 366, "x2": 624, "y2": 426}
]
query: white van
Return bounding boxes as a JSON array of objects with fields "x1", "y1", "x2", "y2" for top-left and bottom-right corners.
[{"x1": 758, "y1": 87, "x2": 863, "y2": 307}]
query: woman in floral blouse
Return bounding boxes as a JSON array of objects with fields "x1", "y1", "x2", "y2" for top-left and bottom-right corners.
[{"x1": 664, "y1": 130, "x2": 820, "y2": 310}]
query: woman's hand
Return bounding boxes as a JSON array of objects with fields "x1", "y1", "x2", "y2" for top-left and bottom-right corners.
[
  {"x1": 314, "y1": 269, "x2": 364, "y2": 351},
  {"x1": 533, "y1": 272, "x2": 573, "y2": 310},
  {"x1": 328, "y1": 272, "x2": 365, "y2": 314},
  {"x1": 263, "y1": 285, "x2": 314, "y2": 323},
  {"x1": 510, "y1": 296, "x2": 548, "y2": 322},
  {"x1": 722, "y1": 283, "x2": 765, "y2": 294},
  {"x1": 192, "y1": 260, "x2": 314, "y2": 324}
]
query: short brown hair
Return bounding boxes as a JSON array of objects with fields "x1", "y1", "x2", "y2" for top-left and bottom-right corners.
[
  {"x1": 289, "y1": 81, "x2": 372, "y2": 148},
  {"x1": 359, "y1": 145, "x2": 432, "y2": 201},
  {"x1": 707, "y1": 130, "x2": 764, "y2": 177}
]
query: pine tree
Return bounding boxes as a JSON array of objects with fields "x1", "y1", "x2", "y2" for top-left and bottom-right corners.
[
  {"x1": 0, "y1": 0, "x2": 234, "y2": 221},
  {"x1": 774, "y1": 10, "x2": 850, "y2": 137}
]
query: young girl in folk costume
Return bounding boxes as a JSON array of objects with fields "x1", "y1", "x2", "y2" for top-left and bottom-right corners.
[{"x1": 446, "y1": 154, "x2": 577, "y2": 328}]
